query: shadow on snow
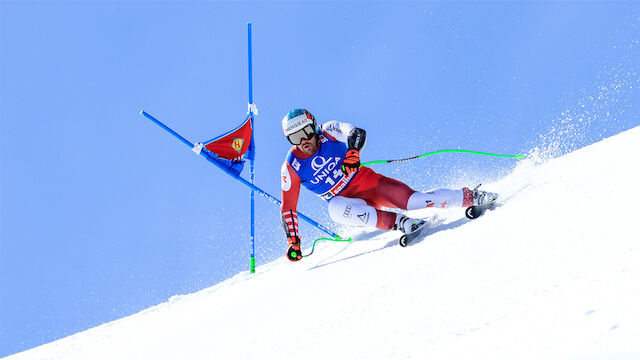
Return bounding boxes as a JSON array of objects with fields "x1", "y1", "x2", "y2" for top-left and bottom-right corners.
[{"x1": 308, "y1": 217, "x2": 472, "y2": 271}]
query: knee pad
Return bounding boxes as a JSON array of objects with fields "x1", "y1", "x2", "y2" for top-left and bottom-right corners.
[{"x1": 328, "y1": 196, "x2": 378, "y2": 227}]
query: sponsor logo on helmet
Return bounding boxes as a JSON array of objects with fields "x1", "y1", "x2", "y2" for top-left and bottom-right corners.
[{"x1": 284, "y1": 117, "x2": 313, "y2": 135}]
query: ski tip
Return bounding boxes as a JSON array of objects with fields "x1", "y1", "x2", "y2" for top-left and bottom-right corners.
[
  {"x1": 139, "y1": 110, "x2": 145, "y2": 116},
  {"x1": 399, "y1": 235, "x2": 408, "y2": 247},
  {"x1": 515, "y1": 154, "x2": 525, "y2": 159},
  {"x1": 465, "y1": 206, "x2": 476, "y2": 219}
]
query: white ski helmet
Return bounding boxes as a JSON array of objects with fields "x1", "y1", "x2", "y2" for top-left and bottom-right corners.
[{"x1": 282, "y1": 109, "x2": 318, "y2": 145}]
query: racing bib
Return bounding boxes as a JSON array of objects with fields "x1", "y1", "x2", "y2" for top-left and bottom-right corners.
[{"x1": 285, "y1": 137, "x2": 355, "y2": 200}]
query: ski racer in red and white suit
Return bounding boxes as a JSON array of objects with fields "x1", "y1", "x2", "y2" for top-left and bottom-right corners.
[{"x1": 280, "y1": 109, "x2": 493, "y2": 261}]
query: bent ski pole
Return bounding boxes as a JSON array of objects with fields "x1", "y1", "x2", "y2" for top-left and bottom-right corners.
[
  {"x1": 140, "y1": 111, "x2": 344, "y2": 240},
  {"x1": 362, "y1": 149, "x2": 524, "y2": 166},
  {"x1": 303, "y1": 237, "x2": 352, "y2": 258}
]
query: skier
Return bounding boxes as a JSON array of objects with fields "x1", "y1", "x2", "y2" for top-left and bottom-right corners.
[{"x1": 280, "y1": 109, "x2": 498, "y2": 261}]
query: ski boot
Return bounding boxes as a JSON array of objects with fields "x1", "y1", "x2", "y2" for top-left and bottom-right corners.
[
  {"x1": 395, "y1": 215, "x2": 428, "y2": 247},
  {"x1": 465, "y1": 184, "x2": 499, "y2": 219},
  {"x1": 472, "y1": 184, "x2": 499, "y2": 206}
]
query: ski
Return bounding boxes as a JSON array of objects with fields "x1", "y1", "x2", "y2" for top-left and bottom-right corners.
[
  {"x1": 465, "y1": 202, "x2": 497, "y2": 219},
  {"x1": 398, "y1": 220, "x2": 430, "y2": 247}
]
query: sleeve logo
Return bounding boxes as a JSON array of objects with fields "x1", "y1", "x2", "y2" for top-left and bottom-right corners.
[
  {"x1": 281, "y1": 163, "x2": 292, "y2": 191},
  {"x1": 291, "y1": 158, "x2": 301, "y2": 171}
]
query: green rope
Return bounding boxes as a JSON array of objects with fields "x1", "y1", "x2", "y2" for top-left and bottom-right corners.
[
  {"x1": 303, "y1": 235, "x2": 352, "y2": 258},
  {"x1": 361, "y1": 149, "x2": 524, "y2": 166}
]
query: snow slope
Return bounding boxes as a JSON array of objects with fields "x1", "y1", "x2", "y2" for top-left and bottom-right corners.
[{"x1": 6, "y1": 127, "x2": 640, "y2": 360}]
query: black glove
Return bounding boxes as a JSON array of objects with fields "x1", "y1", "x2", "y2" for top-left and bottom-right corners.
[{"x1": 286, "y1": 236, "x2": 303, "y2": 261}]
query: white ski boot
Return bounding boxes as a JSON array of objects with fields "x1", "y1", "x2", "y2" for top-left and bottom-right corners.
[
  {"x1": 395, "y1": 215, "x2": 430, "y2": 247},
  {"x1": 394, "y1": 214, "x2": 425, "y2": 234},
  {"x1": 472, "y1": 184, "x2": 499, "y2": 206}
]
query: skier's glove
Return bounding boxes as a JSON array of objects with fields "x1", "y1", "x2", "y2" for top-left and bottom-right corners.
[
  {"x1": 287, "y1": 236, "x2": 303, "y2": 262},
  {"x1": 341, "y1": 149, "x2": 361, "y2": 175}
]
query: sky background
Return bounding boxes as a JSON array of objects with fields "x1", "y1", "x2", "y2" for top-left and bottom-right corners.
[{"x1": 1, "y1": 1, "x2": 638, "y2": 357}]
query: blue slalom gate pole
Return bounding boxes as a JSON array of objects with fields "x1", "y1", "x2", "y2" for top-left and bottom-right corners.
[
  {"x1": 247, "y1": 23, "x2": 256, "y2": 274},
  {"x1": 248, "y1": 23, "x2": 254, "y2": 107},
  {"x1": 140, "y1": 111, "x2": 342, "y2": 240}
]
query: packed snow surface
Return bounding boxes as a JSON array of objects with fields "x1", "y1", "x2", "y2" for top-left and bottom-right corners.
[{"x1": 7, "y1": 127, "x2": 640, "y2": 360}]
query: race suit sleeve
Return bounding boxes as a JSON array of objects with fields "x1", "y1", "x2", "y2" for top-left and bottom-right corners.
[
  {"x1": 280, "y1": 161, "x2": 301, "y2": 239},
  {"x1": 321, "y1": 120, "x2": 367, "y2": 152}
]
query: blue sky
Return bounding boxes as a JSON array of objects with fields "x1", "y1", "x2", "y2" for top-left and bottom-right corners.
[{"x1": 1, "y1": 1, "x2": 638, "y2": 357}]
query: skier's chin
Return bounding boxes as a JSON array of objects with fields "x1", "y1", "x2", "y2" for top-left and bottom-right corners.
[{"x1": 300, "y1": 142, "x2": 316, "y2": 155}]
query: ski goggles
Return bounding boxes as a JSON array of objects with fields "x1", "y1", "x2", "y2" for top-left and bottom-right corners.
[{"x1": 287, "y1": 124, "x2": 317, "y2": 145}]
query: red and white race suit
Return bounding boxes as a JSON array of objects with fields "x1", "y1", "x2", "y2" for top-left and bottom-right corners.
[{"x1": 280, "y1": 121, "x2": 473, "y2": 238}]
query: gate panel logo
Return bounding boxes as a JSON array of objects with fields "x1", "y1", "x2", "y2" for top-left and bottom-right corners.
[{"x1": 232, "y1": 138, "x2": 244, "y2": 153}]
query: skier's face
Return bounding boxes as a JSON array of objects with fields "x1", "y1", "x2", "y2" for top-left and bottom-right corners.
[{"x1": 297, "y1": 134, "x2": 318, "y2": 155}]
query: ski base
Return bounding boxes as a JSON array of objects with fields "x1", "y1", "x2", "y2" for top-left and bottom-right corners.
[{"x1": 465, "y1": 202, "x2": 497, "y2": 219}]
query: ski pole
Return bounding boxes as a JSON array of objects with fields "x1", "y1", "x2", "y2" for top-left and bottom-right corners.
[
  {"x1": 140, "y1": 111, "x2": 345, "y2": 240},
  {"x1": 303, "y1": 236, "x2": 352, "y2": 258},
  {"x1": 361, "y1": 149, "x2": 524, "y2": 166}
]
